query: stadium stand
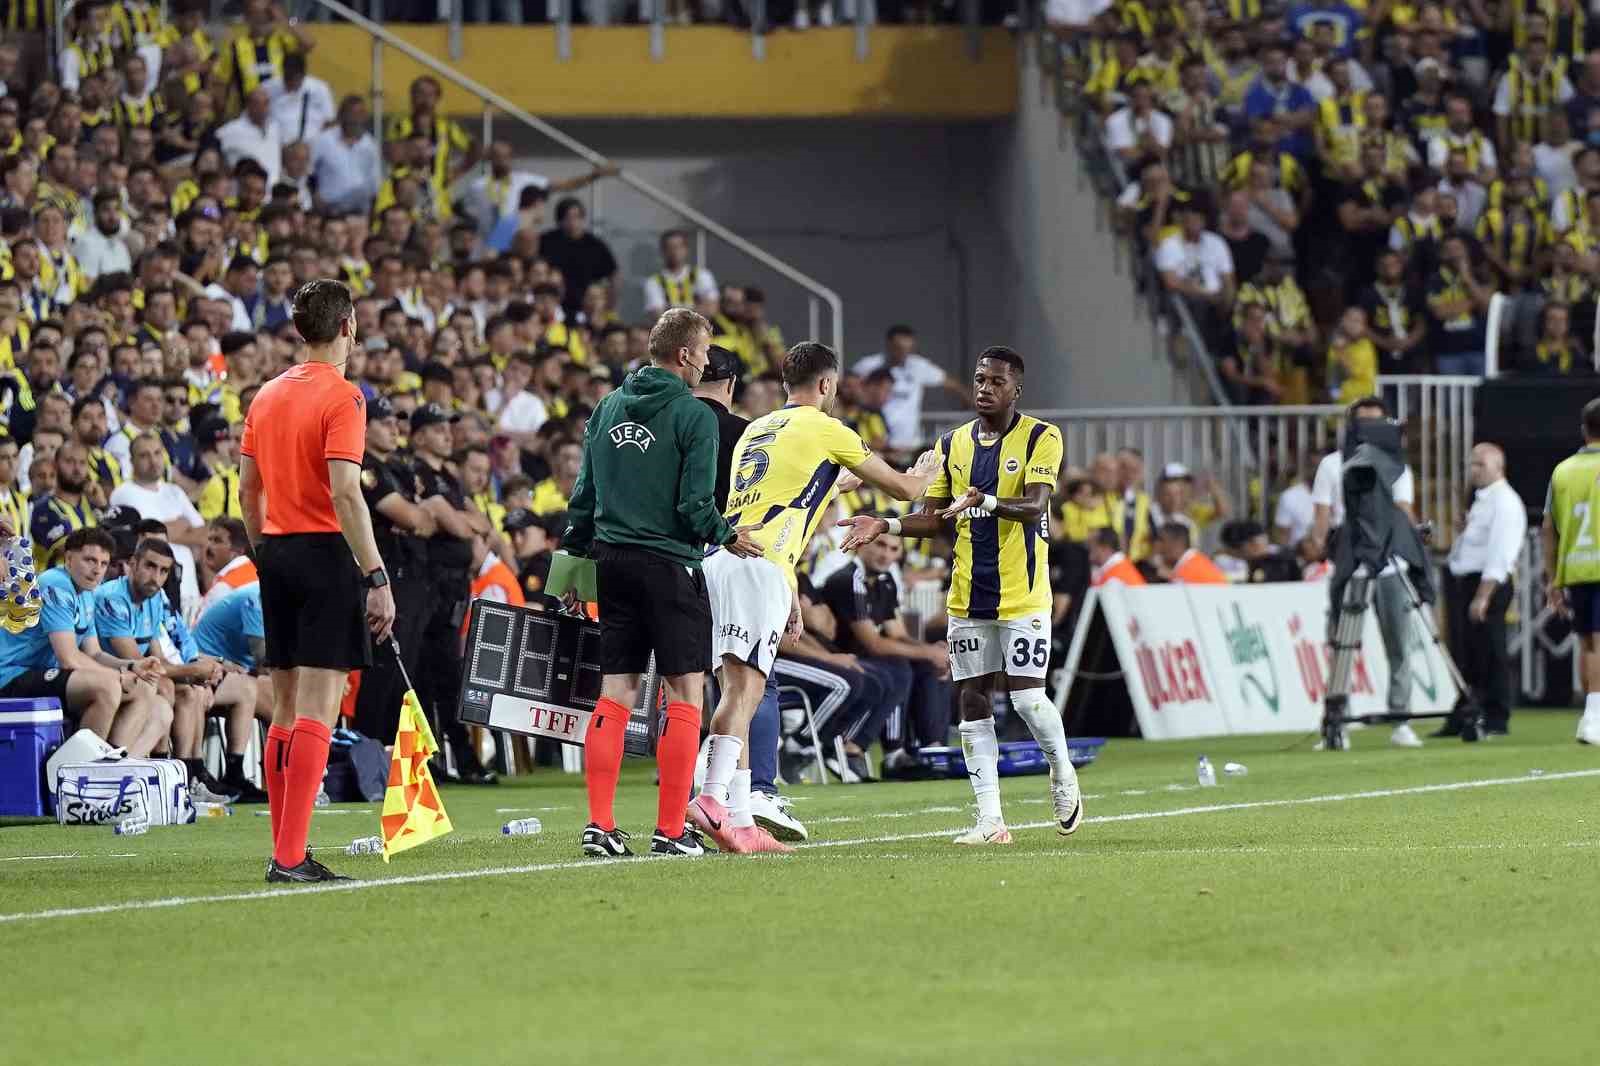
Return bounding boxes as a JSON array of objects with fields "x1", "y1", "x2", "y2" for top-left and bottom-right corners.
[
  {"x1": 0, "y1": 0, "x2": 1490, "y2": 803},
  {"x1": 1048, "y1": 0, "x2": 1600, "y2": 393}
]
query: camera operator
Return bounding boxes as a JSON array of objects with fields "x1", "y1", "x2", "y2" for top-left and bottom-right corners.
[{"x1": 1311, "y1": 396, "x2": 1426, "y2": 749}]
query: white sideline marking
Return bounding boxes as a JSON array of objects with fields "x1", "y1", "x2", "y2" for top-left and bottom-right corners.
[
  {"x1": 2, "y1": 768, "x2": 1596, "y2": 926},
  {"x1": 0, "y1": 853, "x2": 138, "y2": 863}
]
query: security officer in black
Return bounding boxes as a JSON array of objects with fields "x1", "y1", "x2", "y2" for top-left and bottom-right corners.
[
  {"x1": 689, "y1": 344, "x2": 748, "y2": 511},
  {"x1": 410, "y1": 402, "x2": 497, "y2": 783},
  {"x1": 353, "y1": 395, "x2": 436, "y2": 741},
  {"x1": 504, "y1": 507, "x2": 556, "y2": 600}
]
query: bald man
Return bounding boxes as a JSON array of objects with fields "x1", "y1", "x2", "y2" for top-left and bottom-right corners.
[{"x1": 1442, "y1": 443, "x2": 1526, "y2": 736}]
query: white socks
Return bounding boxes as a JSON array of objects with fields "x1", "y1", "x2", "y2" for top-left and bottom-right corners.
[
  {"x1": 702, "y1": 734, "x2": 742, "y2": 805},
  {"x1": 1013, "y1": 688, "x2": 1075, "y2": 783},
  {"x1": 1586, "y1": 693, "x2": 1600, "y2": 719},
  {"x1": 729, "y1": 770, "x2": 755, "y2": 828},
  {"x1": 959, "y1": 717, "x2": 1003, "y2": 822}
]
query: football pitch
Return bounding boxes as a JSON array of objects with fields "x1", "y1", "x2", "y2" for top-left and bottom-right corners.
[{"x1": 3, "y1": 712, "x2": 1598, "y2": 1066}]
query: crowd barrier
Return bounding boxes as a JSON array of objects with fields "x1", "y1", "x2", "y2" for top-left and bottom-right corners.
[{"x1": 1058, "y1": 581, "x2": 1461, "y2": 740}]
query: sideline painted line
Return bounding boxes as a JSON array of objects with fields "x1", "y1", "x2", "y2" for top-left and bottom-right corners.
[
  {"x1": 800, "y1": 767, "x2": 1600, "y2": 847},
  {"x1": 2, "y1": 768, "x2": 1595, "y2": 926}
]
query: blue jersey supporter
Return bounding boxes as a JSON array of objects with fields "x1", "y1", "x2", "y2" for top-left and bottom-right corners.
[
  {"x1": 0, "y1": 565, "x2": 96, "y2": 689},
  {"x1": 193, "y1": 584, "x2": 265, "y2": 672}
]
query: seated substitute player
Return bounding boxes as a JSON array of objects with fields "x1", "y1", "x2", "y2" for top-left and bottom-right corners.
[
  {"x1": 839, "y1": 346, "x2": 1083, "y2": 846},
  {"x1": 688, "y1": 341, "x2": 940, "y2": 855},
  {"x1": 0, "y1": 527, "x2": 172, "y2": 757},
  {"x1": 95, "y1": 537, "x2": 268, "y2": 802}
]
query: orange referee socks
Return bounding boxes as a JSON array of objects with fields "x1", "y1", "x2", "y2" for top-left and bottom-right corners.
[
  {"x1": 584, "y1": 698, "x2": 630, "y2": 831},
  {"x1": 655, "y1": 701, "x2": 702, "y2": 838},
  {"x1": 264, "y1": 724, "x2": 293, "y2": 844},
  {"x1": 273, "y1": 717, "x2": 332, "y2": 869}
]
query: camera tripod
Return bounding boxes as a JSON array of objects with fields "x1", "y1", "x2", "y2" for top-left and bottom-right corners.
[{"x1": 1322, "y1": 563, "x2": 1480, "y2": 748}]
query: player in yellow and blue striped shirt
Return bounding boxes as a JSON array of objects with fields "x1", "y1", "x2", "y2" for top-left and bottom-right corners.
[{"x1": 838, "y1": 346, "x2": 1083, "y2": 847}]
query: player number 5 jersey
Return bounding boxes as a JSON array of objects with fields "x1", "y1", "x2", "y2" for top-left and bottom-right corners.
[
  {"x1": 928, "y1": 413, "x2": 1062, "y2": 620},
  {"x1": 724, "y1": 405, "x2": 871, "y2": 586}
]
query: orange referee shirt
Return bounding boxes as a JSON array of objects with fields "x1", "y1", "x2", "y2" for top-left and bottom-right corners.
[
  {"x1": 1170, "y1": 549, "x2": 1228, "y2": 585},
  {"x1": 240, "y1": 362, "x2": 366, "y2": 535}
]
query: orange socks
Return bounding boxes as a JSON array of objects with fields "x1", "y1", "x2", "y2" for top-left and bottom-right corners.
[
  {"x1": 583, "y1": 698, "x2": 630, "y2": 831},
  {"x1": 655, "y1": 701, "x2": 701, "y2": 838},
  {"x1": 272, "y1": 717, "x2": 331, "y2": 869},
  {"x1": 264, "y1": 724, "x2": 292, "y2": 845}
]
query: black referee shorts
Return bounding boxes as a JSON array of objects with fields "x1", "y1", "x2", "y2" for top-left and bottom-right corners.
[
  {"x1": 594, "y1": 544, "x2": 711, "y2": 678},
  {"x1": 256, "y1": 533, "x2": 372, "y2": 672}
]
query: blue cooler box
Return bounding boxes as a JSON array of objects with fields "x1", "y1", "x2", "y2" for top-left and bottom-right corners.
[
  {"x1": 920, "y1": 737, "x2": 1107, "y2": 778},
  {"x1": 0, "y1": 699, "x2": 65, "y2": 817}
]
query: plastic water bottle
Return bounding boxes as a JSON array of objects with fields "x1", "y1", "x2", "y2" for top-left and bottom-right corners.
[
  {"x1": 1196, "y1": 755, "x2": 1218, "y2": 788},
  {"x1": 195, "y1": 802, "x2": 231, "y2": 818},
  {"x1": 346, "y1": 836, "x2": 384, "y2": 855},
  {"x1": 502, "y1": 817, "x2": 543, "y2": 836},
  {"x1": 114, "y1": 817, "x2": 149, "y2": 836}
]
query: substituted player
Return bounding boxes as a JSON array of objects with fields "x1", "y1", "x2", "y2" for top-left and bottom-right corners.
[
  {"x1": 241, "y1": 280, "x2": 396, "y2": 883},
  {"x1": 689, "y1": 342, "x2": 940, "y2": 854},
  {"x1": 839, "y1": 346, "x2": 1083, "y2": 845}
]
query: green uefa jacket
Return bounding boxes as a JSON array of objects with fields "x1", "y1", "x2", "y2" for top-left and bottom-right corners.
[{"x1": 563, "y1": 365, "x2": 735, "y2": 567}]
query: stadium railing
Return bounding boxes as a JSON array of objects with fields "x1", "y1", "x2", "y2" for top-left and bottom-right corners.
[
  {"x1": 311, "y1": 0, "x2": 846, "y2": 351},
  {"x1": 1514, "y1": 530, "x2": 1580, "y2": 705},
  {"x1": 922, "y1": 373, "x2": 1480, "y2": 544}
]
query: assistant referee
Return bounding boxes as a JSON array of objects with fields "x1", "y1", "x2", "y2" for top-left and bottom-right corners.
[{"x1": 240, "y1": 279, "x2": 396, "y2": 884}]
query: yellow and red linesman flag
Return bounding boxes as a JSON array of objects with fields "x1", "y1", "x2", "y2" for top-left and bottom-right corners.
[{"x1": 380, "y1": 689, "x2": 453, "y2": 862}]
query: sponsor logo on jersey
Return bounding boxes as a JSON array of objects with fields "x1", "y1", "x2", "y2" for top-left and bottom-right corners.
[
  {"x1": 609, "y1": 422, "x2": 655, "y2": 451},
  {"x1": 719, "y1": 622, "x2": 752, "y2": 644}
]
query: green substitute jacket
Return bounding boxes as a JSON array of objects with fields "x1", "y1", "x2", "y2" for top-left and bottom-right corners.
[{"x1": 563, "y1": 365, "x2": 735, "y2": 567}]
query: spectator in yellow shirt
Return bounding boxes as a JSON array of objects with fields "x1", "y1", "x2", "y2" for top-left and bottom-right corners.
[
  {"x1": 530, "y1": 437, "x2": 582, "y2": 516},
  {"x1": 1327, "y1": 306, "x2": 1378, "y2": 405},
  {"x1": 194, "y1": 417, "x2": 242, "y2": 520}
]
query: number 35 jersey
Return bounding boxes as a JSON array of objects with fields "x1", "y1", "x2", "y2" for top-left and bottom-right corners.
[
  {"x1": 724, "y1": 404, "x2": 871, "y2": 587},
  {"x1": 928, "y1": 413, "x2": 1062, "y2": 621}
]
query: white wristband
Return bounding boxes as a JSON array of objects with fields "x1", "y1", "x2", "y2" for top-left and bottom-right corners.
[
  {"x1": 980, "y1": 494, "x2": 998, "y2": 514},
  {"x1": 884, "y1": 517, "x2": 903, "y2": 535}
]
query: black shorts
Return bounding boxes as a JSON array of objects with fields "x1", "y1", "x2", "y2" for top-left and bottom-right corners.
[
  {"x1": 594, "y1": 544, "x2": 711, "y2": 677},
  {"x1": 256, "y1": 533, "x2": 372, "y2": 672},
  {"x1": 1568, "y1": 583, "x2": 1600, "y2": 634},
  {"x1": 0, "y1": 668, "x2": 78, "y2": 720}
]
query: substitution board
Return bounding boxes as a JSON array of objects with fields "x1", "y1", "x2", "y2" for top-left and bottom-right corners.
[{"x1": 457, "y1": 600, "x2": 658, "y2": 756}]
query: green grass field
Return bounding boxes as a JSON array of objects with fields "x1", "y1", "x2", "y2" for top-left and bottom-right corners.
[{"x1": 3, "y1": 711, "x2": 1598, "y2": 1066}]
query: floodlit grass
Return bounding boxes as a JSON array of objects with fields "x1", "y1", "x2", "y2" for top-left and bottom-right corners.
[{"x1": 3, "y1": 711, "x2": 1597, "y2": 1065}]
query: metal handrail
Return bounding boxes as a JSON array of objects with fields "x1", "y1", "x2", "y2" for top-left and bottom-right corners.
[{"x1": 309, "y1": 0, "x2": 845, "y2": 352}]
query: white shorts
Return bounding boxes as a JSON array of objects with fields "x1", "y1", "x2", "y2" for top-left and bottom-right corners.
[
  {"x1": 946, "y1": 612, "x2": 1052, "y2": 682},
  {"x1": 703, "y1": 550, "x2": 791, "y2": 678}
]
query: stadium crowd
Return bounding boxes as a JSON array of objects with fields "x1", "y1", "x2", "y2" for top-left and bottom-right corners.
[
  {"x1": 1053, "y1": 0, "x2": 1600, "y2": 403},
  {"x1": 0, "y1": 1, "x2": 1336, "y2": 799}
]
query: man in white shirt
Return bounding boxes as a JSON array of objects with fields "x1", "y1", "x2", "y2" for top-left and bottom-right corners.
[
  {"x1": 463, "y1": 140, "x2": 549, "y2": 236},
  {"x1": 495, "y1": 351, "x2": 549, "y2": 452},
  {"x1": 71, "y1": 192, "x2": 133, "y2": 282},
  {"x1": 215, "y1": 87, "x2": 282, "y2": 188},
  {"x1": 109, "y1": 432, "x2": 206, "y2": 618},
  {"x1": 1492, "y1": 35, "x2": 1574, "y2": 148},
  {"x1": 1310, "y1": 397, "x2": 1426, "y2": 747},
  {"x1": 852, "y1": 324, "x2": 969, "y2": 452},
  {"x1": 311, "y1": 95, "x2": 381, "y2": 214},
  {"x1": 1273, "y1": 459, "x2": 1316, "y2": 547},
  {"x1": 1104, "y1": 81, "x2": 1174, "y2": 166},
  {"x1": 1442, "y1": 443, "x2": 1526, "y2": 737},
  {"x1": 263, "y1": 53, "x2": 335, "y2": 146},
  {"x1": 642, "y1": 229, "x2": 719, "y2": 317},
  {"x1": 1155, "y1": 202, "x2": 1236, "y2": 310}
]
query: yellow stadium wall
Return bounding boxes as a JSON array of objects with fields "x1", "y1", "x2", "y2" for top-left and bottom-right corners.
[{"x1": 310, "y1": 26, "x2": 1017, "y2": 120}]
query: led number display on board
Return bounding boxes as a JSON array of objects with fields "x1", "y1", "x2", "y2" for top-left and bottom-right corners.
[{"x1": 458, "y1": 600, "x2": 655, "y2": 755}]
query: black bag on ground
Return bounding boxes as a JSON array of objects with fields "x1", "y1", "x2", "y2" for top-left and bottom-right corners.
[{"x1": 323, "y1": 727, "x2": 388, "y2": 803}]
